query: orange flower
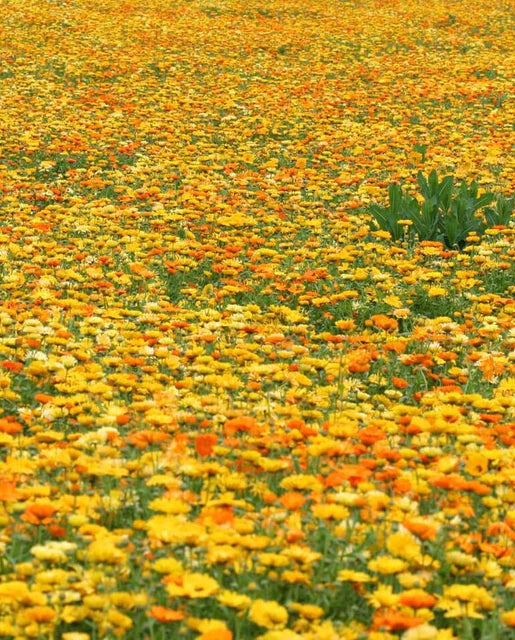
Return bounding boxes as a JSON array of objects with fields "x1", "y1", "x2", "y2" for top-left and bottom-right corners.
[
  {"x1": 24, "y1": 606, "x2": 56, "y2": 623},
  {"x1": 126, "y1": 430, "x2": 170, "y2": 448},
  {"x1": 224, "y1": 416, "x2": 257, "y2": 435},
  {"x1": 366, "y1": 314, "x2": 399, "y2": 332},
  {"x1": 148, "y1": 606, "x2": 184, "y2": 622},
  {"x1": 195, "y1": 433, "x2": 217, "y2": 457},
  {"x1": 0, "y1": 480, "x2": 23, "y2": 502},
  {"x1": 199, "y1": 630, "x2": 233, "y2": 640},
  {"x1": 280, "y1": 492, "x2": 306, "y2": 511},
  {"x1": 359, "y1": 426, "x2": 386, "y2": 445},
  {"x1": 0, "y1": 418, "x2": 23, "y2": 435},
  {"x1": 22, "y1": 503, "x2": 58, "y2": 525},
  {"x1": 373, "y1": 609, "x2": 424, "y2": 631},
  {"x1": 200, "y1": 506, "x2": 234, "y2": 525},
  {"x1": 399, "y1": 589, "x2": 437, "y2": 608},
  {"x1": 1, "y1": 360, "x2": 23, "y2": 373}
]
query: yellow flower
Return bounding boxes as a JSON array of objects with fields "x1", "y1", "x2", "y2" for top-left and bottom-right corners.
[
  {"x1": 386, "y1": 532, "x2": 422, "y2": 562},
  {"x1": 281, "y1": 570, "x2": 310, "y2": 585},
  {"x1": 0, "y1": 581, "x2": 30, "y2": 602},
  {"x1": 368, "y1": 556, "x2": 408, "y2": 574},
  {"x1": 437, "y1": 584, "x2": 495, "y2": 619},
  {"x1": 288, "y1": 602, "x2": 324, "y2": 620},
  {"x1": 366, "y1": 585, "x2": 399, "y2": 608},
  {"x1": 167, "y1": 573, "x2": 219, "y2": 598},
  {"x1": 402, "y1": 625, "x2": 438, "y2": 640},
  {"x1": 337, "y1": 570, "x2": 372, "y2": 583},
  {"x1": 249, "y1": 599, "x2": 288, "y2": 629},
  {"x1": 107, "y1": 608, "x2": 133, "y2": 631},
  {"x1": 501, "y1": 609, "x2": 515, "y2": 626},
  {"x1": 445, "y1": 551, "x2": 477, "y2": 568},
  {"x1": 464, "y1": 452, "x2": 488, "y2": 476},
  {"x1": 31, "y1": 541, "x2": 77, "y2": 563},
  {"x1": 258, "y1": 631, "x2": 303, "y2": 640},
  {"x1": 152, "y1": 557, "x2": 184, "y2": 575},
  {"x1": 86, "y1": 540, "x2": 126, "y2": 564},
  {"x1": 427, "y1": 287, "x2": 447, "y2": 297},
  {"x1": 280, "y1": 474, "x2": 323, "y2": 492},
  {"x1": 217, "y1": 590, "x2": 251, "y2": 611}
]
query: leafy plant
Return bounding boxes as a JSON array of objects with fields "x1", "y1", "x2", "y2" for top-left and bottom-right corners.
[{"x1": 369, "y1": 169, "x2": 513, "y2": 248}]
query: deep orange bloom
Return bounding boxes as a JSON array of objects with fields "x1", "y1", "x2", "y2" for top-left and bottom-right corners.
[
  {"x1": 280, "y1": 492, "x2": 306, "y2": 510},
  {"x1": 359, "y1": 426, "x2": 386, "y2": 445},
  {"x1": 0, "y1": 480, "x2": 22, "y2": 502},
  {"x1": 0, "y1": 418, "x2": 23, "y2": 435},
  {"x1": 195, "y1": 433, "x2": 217, "y2": 457},
  {"x1": 22, "y1": 503, "x2": 58, "y2": 525},
  {"x1": 373, "y1": 609, "x2": 424, "y2": 631},
  {"x1": 148, "y1": 606, "x2": 184, "y2": 622},
  {"x1": 224, "y1": 416, "x2": 257, "y2": 435},
  {"x1": 199, "y1": 630, "x2": 233, "y2": 640},
  {"x1": 366, "y1": 314, "x2": 399, "y2": 331},
  {"x1": 1, "y1": 360, "x2": 23, "y2": 373},
  {"x1": 399, "y1": 591, "x2": 437, "y2": 608},
  {"x1": 126, "y1": 430, "x2": 170, "y2": 448},
  {"x1": 403, "y1": 519, "x2": 438, "y2": 541},
  {"x1": 200, "y1": 506, "x2": 234, "y2": 525}
]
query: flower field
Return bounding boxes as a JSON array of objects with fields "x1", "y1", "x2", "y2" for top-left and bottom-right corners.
[{"x1": 0, "y1": 0, "x2": 515, "y2": 638}]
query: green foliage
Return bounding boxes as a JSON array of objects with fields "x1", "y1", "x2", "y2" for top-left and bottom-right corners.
[{"x1": 369, "y1": 170, "x2": 513, "y2": 248}]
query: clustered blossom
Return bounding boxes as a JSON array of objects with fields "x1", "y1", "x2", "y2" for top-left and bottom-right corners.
[{"x1": 0, "y1": 0, "x2": 513, "y2": 638}]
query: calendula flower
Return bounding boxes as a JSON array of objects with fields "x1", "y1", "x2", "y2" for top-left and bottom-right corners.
[
  {"x1": 217, "y1": 590, "x2": 251, "y2": 611},
  {"x1": 249, "y1": 599, "x2": 288, "y2": 629},
  {"x1": 368, "y1": 556, "x2": 409, "y2": 575},
  {"x1": 401, "y1": 625, "x2": 439, "y2": 640},
  {"x1": 338, "y1": 570, "x2": 373, "y2": 583},
  {"x1": 166, "y1": 573, "x2": 219, "y2": 598}
]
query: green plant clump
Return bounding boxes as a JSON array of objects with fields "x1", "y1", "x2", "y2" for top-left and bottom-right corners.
[{"x1": 369, "y1": 170, "x2": 514, "y2": 248}]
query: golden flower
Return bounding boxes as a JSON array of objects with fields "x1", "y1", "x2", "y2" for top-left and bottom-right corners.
[
  {"x1": 22, "y1": 606, "x2": 56, "y2": 623},
  {"x1": 386, "y1": 532, "x2": 422, "y2": 562},
  {"x1": 338, "y1": 570, "x2": 373, "y2": 583},
  {"x1": 83, "y1": 595, "x2": 109, "y2": 610},
  {"x1": 31, "y1": 541, "x2": 77, "y2": 563},
  {"x1": 149, "y1": 498, "x2": 191, "y2": 514},
  {"x1": 437, "y1": 584, "x2": 495, "y2": 619},
  {"x1": 206, "y1": 545, "x2": 240, "y2": 565},
  {"x1": 280, "y1": 474, "x2": 323, "y2": 493},
  {"x1": 249, "y1": 599, "x2": 288, "y2": 629},
  {"x1": 311, "y1": 503, "x2": 349, "y2": 520},
  {"x1": 61, "y1": 606, "x2": 89, "y2": 624},
  {"x1": 501, "y1": 609, "x2": 515, "y2": 626},
  {"x1": 401, "y1": 625, "x2": 439, "y2": 640},
  {"x1": 107, "y1": 608, "x2": 133, "y2": 630},
  {"x1": 368, "y1": 556, "x2": 409, "y2": 574},
  {"x1": 217, "y1": 590, "x2": 251, "y2": 611},
  {"x1": 427, "y1": 287, "x2": 447, "y2": 297},
  {"x1": 464, "y1": 452, "x2": 488, "y2": 476},
  {"x1": 147, "y1": 515, "x2": 204, "y2": 545},
  {"x1": 445, "y1": 551, "x2": 477, "y2": 568},
  {"x1": 281, "y1": 545, "x2": 321, "y2": 565},
  {"x1": 259, "y1": 553, "x2": 290, "y2": 568},
  {"x1": 152, "y1": 557, "x2": 184, "y2": 575},
  {"x1": 35, "y1": 569, "x2": 72, "y2": 586},
  {"x1": 366, "y1": 585, "x2": 400, "y2": 609},
  {"x1": 288, "y1": 602, "x2": 324, "y2": 620},
  {"x1": 166, "y1": 573, "x2": 219, "y2": 598},
  {"x1": 86, "y1": 540, "x2": 126, "y2": 564},
  {"x1": 0, "y1": 581, "x2": 30, "y2": 602},
  {"x1": 281, "y1": 570, "x2": 310, "y2": 585}
]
